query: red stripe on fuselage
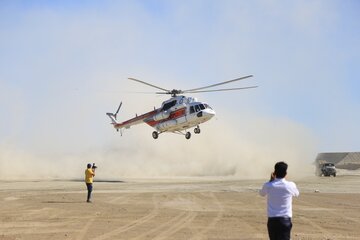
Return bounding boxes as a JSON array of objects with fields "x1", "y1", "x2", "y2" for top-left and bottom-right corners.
[
  {"x1": 145, "y1": 108, "x2": 186, "y2": 127},
  {"x1": 170, "y1": 108, "x2": 186, "y2": 119},
  {"x1": 114, "y1": 109, "x2": 158, "y2": 128}
]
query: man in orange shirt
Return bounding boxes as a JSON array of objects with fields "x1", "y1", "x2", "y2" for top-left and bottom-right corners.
[{"x1": 85, "y1": 163, "x2": 95, "y2": 203}]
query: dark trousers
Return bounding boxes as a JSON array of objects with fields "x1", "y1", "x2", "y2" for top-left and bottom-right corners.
[
  {"x1": 267, "y1": 217, "x2": 292, "y2": 240},
  {"x1": 86, "y1": 183, "x2": 93, "y2": 201}
]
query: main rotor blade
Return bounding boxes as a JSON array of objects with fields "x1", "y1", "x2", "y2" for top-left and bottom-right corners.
[
  {"x1": 184, "y1": 86, "x2": 258, "y2": 93},
  {"x1": 128, "y1": 78, "x2": 169, "y2": 92},
  {"x1": 183, "y1": 75, "x2": 253, "y2": 92},
  {"x1": 124, "y1": 91, "x2": 160, "y2": 94}
]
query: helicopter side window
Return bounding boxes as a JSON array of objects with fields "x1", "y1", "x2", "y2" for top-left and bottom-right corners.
[
  {"x1": 195, "y1": 105, "x2": 201, "y2": 112},
  {"x1": 190, "y1": 106, "x2": 195, "y2": 114},
  {"x1": 199, "y1": 104, "x2": 205, "y2": 110},
  {"x1": 162, "y1": 100, "x2": 177, "y2": 111}
]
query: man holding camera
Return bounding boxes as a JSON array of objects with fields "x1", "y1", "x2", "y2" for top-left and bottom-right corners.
[
  {"x1": 85, "y1": 163, "x2": 96, "y2": 203},
  {"x1": 259, "y1": 161, "x2": 299, "y2": 240}
]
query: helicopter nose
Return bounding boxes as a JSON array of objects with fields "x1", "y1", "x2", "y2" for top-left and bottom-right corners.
[
  {"x1": 207, "y1": 109, "x2": 216, "y2": 118},
  {"x1": 198, "y1": 109, "x2": 215, "y2": 119}
]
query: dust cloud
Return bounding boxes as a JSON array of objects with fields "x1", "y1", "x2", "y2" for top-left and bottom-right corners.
[
  {"x1": 0, "y1": 107, "x2": 318, "y2": 180},
  {"x1": 96, "y1": 112, "x2": 318, "y2": 180}
]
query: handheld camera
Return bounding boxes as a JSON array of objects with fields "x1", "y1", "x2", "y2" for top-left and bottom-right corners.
[{"x1": 92, "y1": 163, "x2": 98, "y2": 169}]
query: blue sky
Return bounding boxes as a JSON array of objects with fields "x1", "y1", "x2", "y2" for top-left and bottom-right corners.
[{"x1": 0, "y1": 1, "x2": 359, "y2": 178}]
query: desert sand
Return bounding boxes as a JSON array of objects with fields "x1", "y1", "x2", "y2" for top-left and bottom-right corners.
[{"x1": 1, "y1": 174, "x2": 360, "y2": 240}]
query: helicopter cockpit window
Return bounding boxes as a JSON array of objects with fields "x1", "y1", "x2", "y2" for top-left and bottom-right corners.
[
  {"x1": 195, "y1": 105, "x2": 201, "y2": 112},
  {"x1": 204, "y1": 104, "x2": 212, "y2": 109},
  {"x1": 162, "y1": 100, "x2": 177, "y2": 111},
  {"x1": 190, "y1": 106, "x2": 195, "y2": 114},
  {"x1": 199, "y1": 104, "x2": 205, "y2": 110}
]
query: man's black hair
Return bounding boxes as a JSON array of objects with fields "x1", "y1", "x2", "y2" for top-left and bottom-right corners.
[
  {"x1": 274, "y1": 161, "x2": 287, "y2": 178},
  {"x1": 87, "y1": 163, "x2": 92, "y2": 168}
]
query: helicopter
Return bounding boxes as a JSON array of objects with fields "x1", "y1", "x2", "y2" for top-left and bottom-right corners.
[{"x1": 106, "y1": 75, "x2": 257, "y2": 139}]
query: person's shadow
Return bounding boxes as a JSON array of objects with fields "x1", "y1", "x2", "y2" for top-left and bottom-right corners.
[{"x1": 42, "y1": 200, "x2": 85, "y2": 203}]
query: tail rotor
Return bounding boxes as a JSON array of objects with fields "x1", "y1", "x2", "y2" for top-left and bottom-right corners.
[
  {"x1": 106, "y1": 101, "x2": 122, "y2": 124},
  {"x1": 114, "y1": 101, "x2": 122, "y2": 120}
]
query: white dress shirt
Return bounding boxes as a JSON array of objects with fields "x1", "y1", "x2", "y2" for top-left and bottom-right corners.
[{"x1": 259, "y1": 178, "x2": 299, "y2": 218}]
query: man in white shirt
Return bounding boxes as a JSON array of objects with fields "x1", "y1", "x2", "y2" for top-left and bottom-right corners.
[{"x1": 259, "y1": 161, "x2": 299, "y2": 240}]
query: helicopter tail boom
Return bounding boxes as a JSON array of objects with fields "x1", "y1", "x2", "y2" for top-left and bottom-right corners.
[{"x1": 107, "y1": 101, "x2": 160, "y2": 132}]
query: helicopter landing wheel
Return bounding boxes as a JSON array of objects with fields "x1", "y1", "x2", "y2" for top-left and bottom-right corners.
[
  {"x1": 152, "y1": 131, "x2": 159, "y2": 139},
  {"x1": 185, "y1": 132, "x2": 191, "y2": 139},
  {"x1": 194, "y1": 127, "x2": 201, "y2": 134}
]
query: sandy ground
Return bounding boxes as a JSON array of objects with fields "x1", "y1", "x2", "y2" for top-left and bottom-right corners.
[{"x1": 1, "y1": 174, "x2": 360, "y2": 240}]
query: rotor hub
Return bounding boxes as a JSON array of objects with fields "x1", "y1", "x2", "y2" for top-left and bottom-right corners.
[{"x1": 170, "y1": 89, "x2": 182, "y2": 97}]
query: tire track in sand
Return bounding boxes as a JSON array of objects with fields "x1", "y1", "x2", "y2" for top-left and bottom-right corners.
[
  {"x1": 132, "y1": 193, "x2": 198, "y2": 240},
  {"x1": 76, "y1": 193, "x2": 139, "y2": 240},
  {"x1": 190, "y1": 192, "x2": 224, "y2": 240},
  {"x1": 152, "y1": 193, "x2": 199, "y2": 240},
  {"x1": 297, "y1": 198, "x2": 360, "y2": 225},
  {"x1": 298, "y1": 215, "x2": 332, "y2": 238},
  {"x1": 296, "y1": 198, "x2": 360, "y2": 239},
  {"x1": 92, "y1": 194, "x2": 159, "y2": 240},
  {"x1": 153, "y1": 211, "x2": 197, "y2": 240},
  {"x1": 75, "y1": 218, "x2": 96, "y2": 240},
  {"x1": 130, "y1": 211, "x2": 195, "y2": 240}
]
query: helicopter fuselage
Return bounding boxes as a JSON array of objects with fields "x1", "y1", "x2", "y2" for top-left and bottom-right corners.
[
  {"x1": 111, "y1": 96, "x2": 215, "y2": 139},
  {"x1": 147, "y1": 96, "x2": 215, "y2": 132}
]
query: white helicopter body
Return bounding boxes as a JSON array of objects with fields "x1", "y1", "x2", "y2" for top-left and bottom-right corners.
[{"x1": 106, "y1": 76, "x2": 255, "y2": 139}]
